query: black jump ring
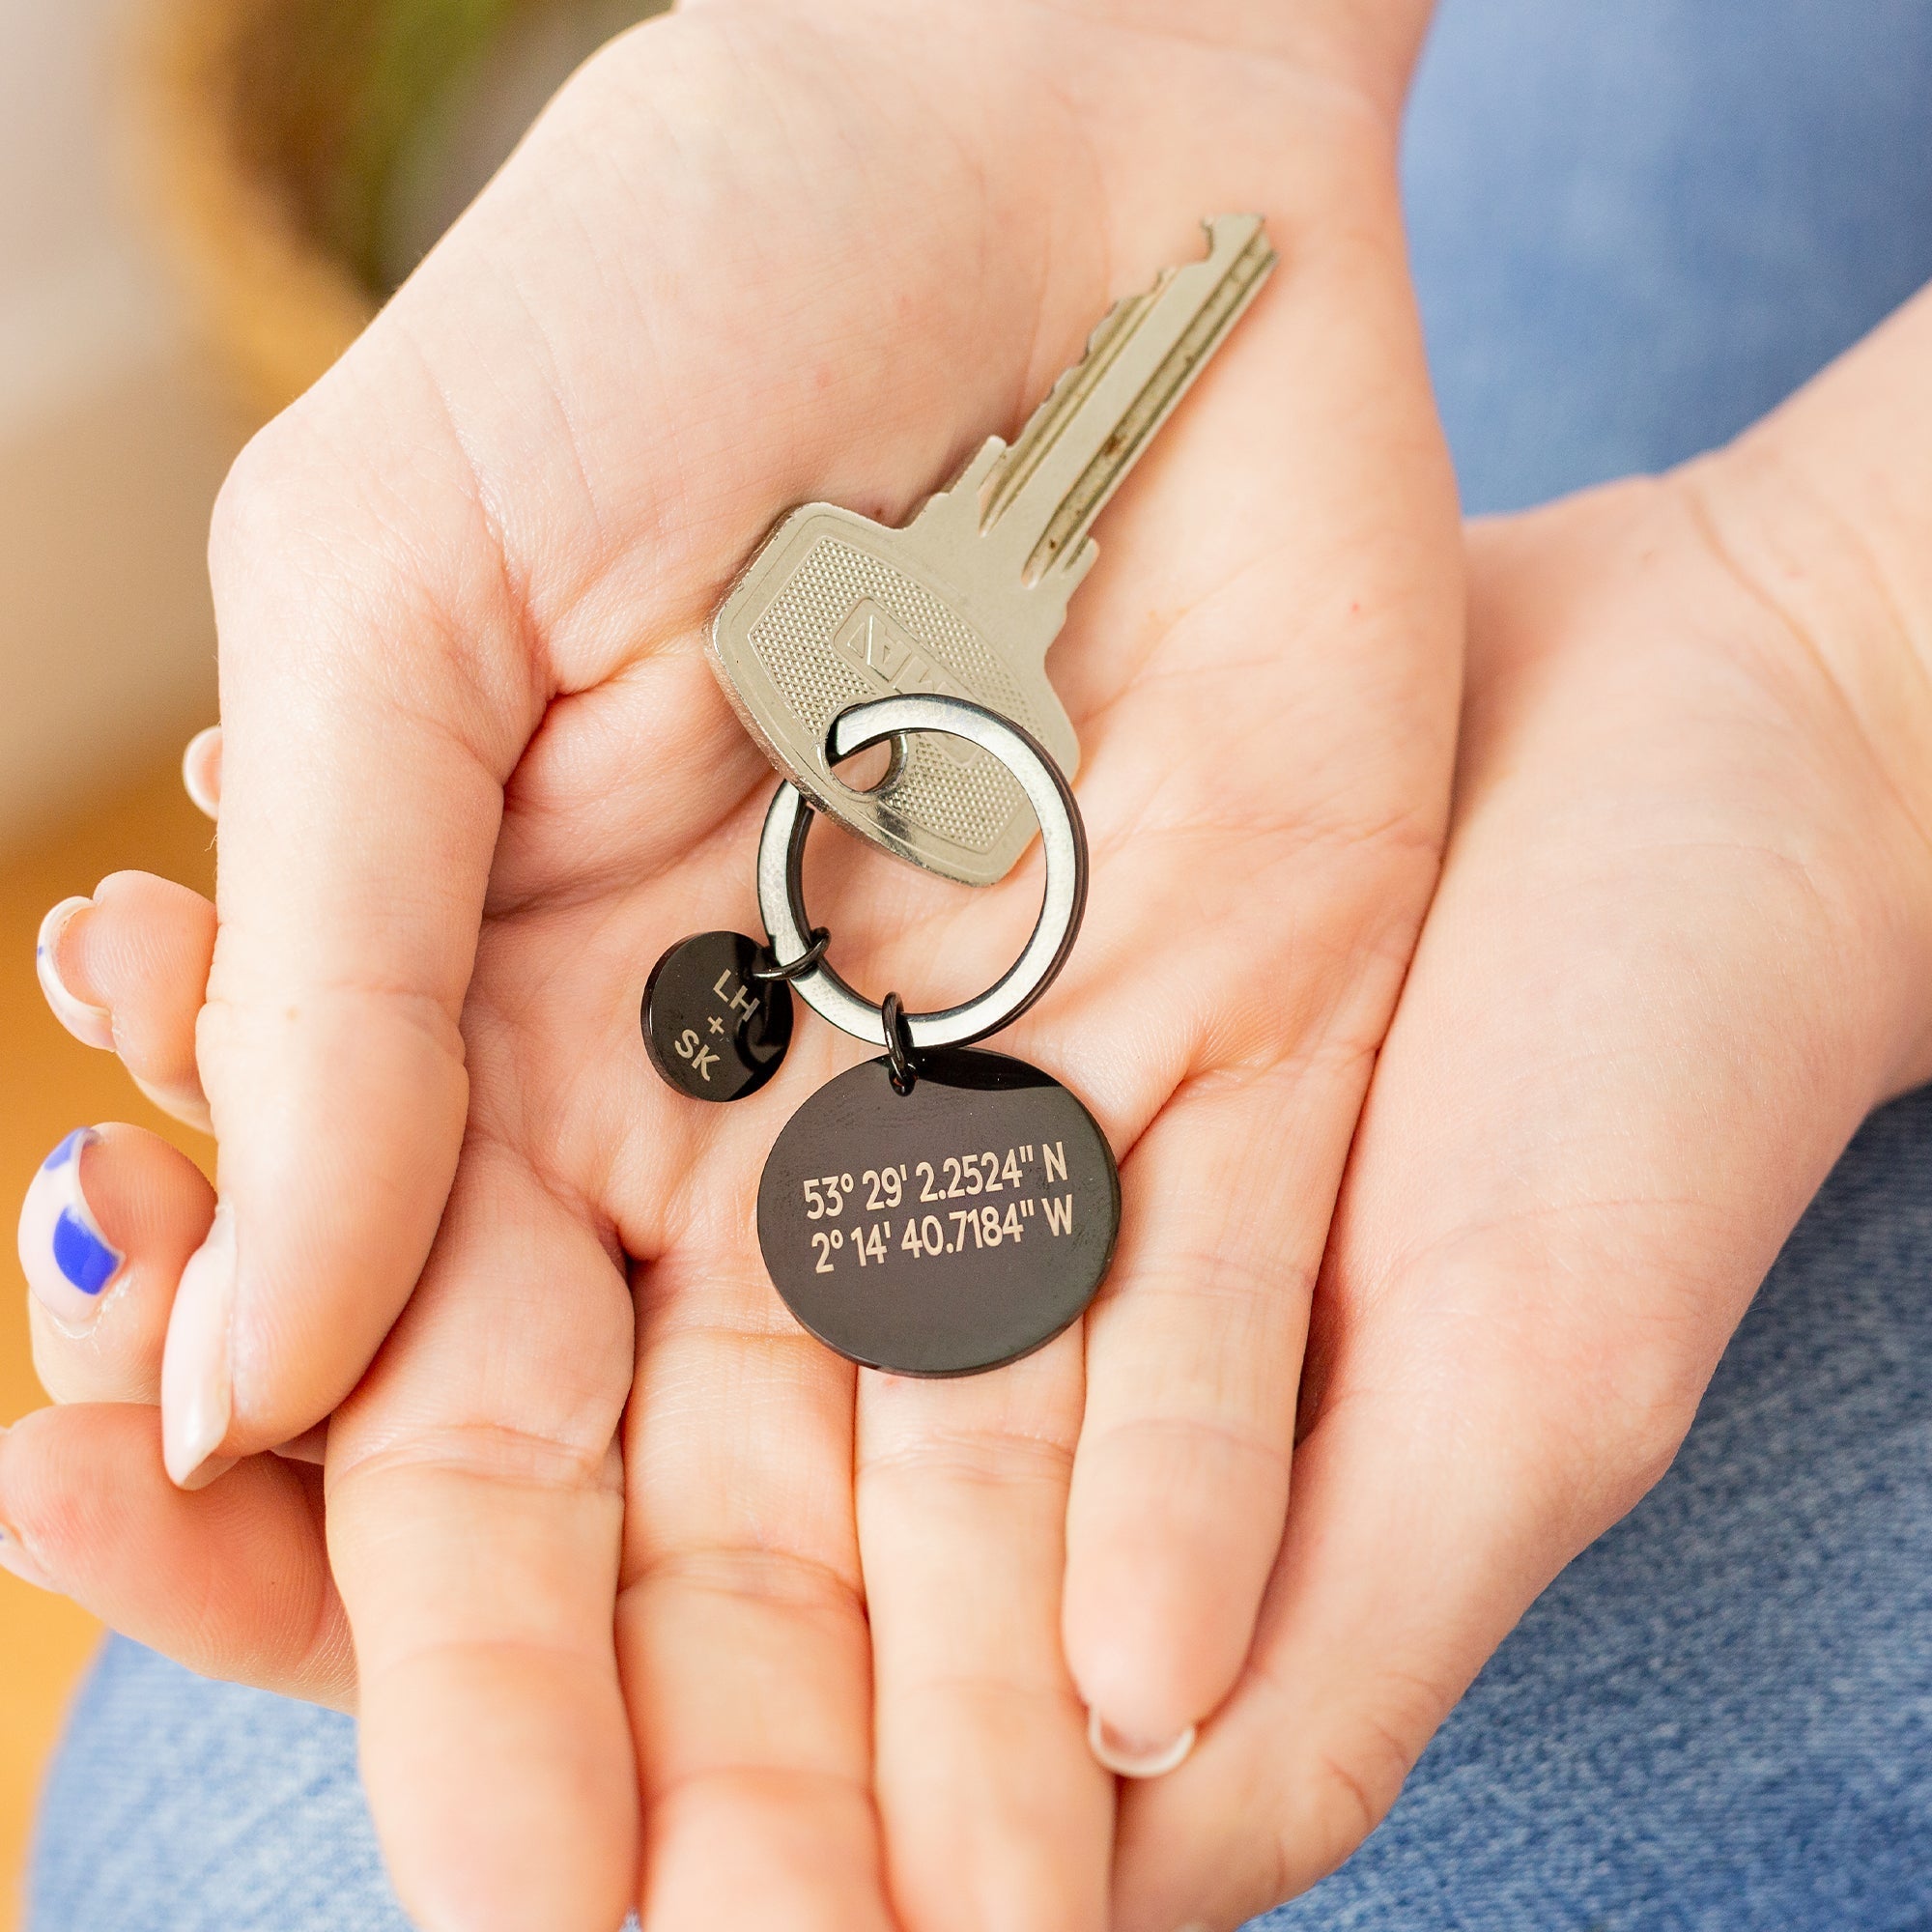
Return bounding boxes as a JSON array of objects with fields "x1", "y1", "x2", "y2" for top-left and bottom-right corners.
[
  {"x1": 753, "y1": 926, "x2": 831, "y2": 983},
  {"x1": 881, "y1": 991, "x2": 920, "y2": 1094}
]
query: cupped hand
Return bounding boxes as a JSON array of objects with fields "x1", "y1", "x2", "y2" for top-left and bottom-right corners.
[
  {"x1": 1109, "y1": 293, "x2": 1932, "y2": 1927},
  {"x1": 4, "y1": 3, "x2": 1459, "y2": 1928}
]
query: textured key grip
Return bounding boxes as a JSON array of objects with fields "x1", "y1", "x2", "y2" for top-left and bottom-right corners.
[{"x1": 712, "y1": 503, "x2": 1080, "y2": 886}]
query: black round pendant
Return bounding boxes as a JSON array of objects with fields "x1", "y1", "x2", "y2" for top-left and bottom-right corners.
[
  {"x1": 757, "y1": 1049, "x2": 1121, "y2": 1376},
  {"x1": 642, "y1": 931, "x2": 794, "y2": 1102}
]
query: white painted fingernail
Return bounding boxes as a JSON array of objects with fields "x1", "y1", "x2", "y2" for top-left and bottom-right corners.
[
  {"x1": 1088, "y1": 1708, "x2": 1197, "y2": 1778},
  {"x1": 36, "y1": 898, "x2": 113, "y2": 1051},
  {"x1": 182, "y1": 725, "x2": 221, "y2": 819},
  {"x1": 0, "y1": 1429, "x2": 55, "y2": 1592},
  {"x1": 18, "y1": 1128, "x2": 125, "y2": 1331},
  {"x1": 0, "y1": 1522, "x2": 55, "y2": 1592},
  {"x1": 161, "y1": 1203, "x2": 236, "y2": 1489}
]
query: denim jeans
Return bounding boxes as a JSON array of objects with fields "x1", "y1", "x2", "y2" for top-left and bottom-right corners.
[{"x1": 30, "y1": 3, "x2": 1932, "y2": 1926}]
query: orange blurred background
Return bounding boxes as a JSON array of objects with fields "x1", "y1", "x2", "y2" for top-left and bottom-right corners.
[
  {"x1": 1, "y1": 2, "x2": 235, "y2": 1916},
  {"x1": 0, "y1": 768, "x2": 218, "y2": 1932}
]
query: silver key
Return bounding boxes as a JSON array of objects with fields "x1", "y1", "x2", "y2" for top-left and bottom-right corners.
[{"x1": 710, "y1": 213, "x2": 1277, "y2": 887}]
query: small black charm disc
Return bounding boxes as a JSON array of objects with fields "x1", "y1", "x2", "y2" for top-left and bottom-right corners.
[
  {"x1": 757, "y1": 1048, "x2": 1121, "y2": 1376},
  {"x1": 642, "y1": 931, "x2": 793, "y2": 1102}
]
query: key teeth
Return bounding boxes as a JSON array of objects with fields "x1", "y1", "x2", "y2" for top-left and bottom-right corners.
[
  {"x1": 958, "y1": 434, "x2": 1008, "y2": 506},
  {"x1": 980, "y1": 214, "x2": 1275, "y2": 549},
  {"x1": 902, "y1": 435, "x2": 1007, "y2": 542},
  {"x1": 1204, "y1": 211, "x2": 1264, "y2": 247}
]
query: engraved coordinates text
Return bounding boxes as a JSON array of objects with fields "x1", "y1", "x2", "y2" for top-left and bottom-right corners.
[{"x1": 797, "y1": 1140, "x2": 1079, "y2": 1274}]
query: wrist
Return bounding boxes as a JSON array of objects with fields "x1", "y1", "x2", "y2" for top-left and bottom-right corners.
[
  {"x1": 1080, "y1": 0, "x2": 1435, "y2": 119},
  {"x1": 755, "y1": 0, "x2": 1433, "y2": 134},
  {"x1": 1683, "y1": 425, "x2": 1932, "y2": 1095}
]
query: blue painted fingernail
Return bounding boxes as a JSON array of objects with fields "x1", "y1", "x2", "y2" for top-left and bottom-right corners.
[{"x1": 18, "y1": 1127, "x2": 125, "y2": 1329}]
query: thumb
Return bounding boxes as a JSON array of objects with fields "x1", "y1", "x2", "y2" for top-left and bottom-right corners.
[
  {"x1": 161, "y1": 339, "x2": 535, "y2": 1487},
  {"x1": 1107, "y1": 532, "x2": 1907, "y2": 1922}
]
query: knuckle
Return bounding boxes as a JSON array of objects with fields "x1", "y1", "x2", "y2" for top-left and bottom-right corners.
[
  {"x1": 1577, "y1": 1368, "x2": 1700, "y2": 1521},
  {"x1": 861, "y1": 1423, "x2": 1073, "y2": 1493},
  {"x1": 209, "y1": 412, "x2": 314, "y2": 587},
  {"x1": 1495, "y1": 1309, "x2": 1709, "y2": 1533},
  {"x1": 334, "y1": 1416, "x2": 623, "y2": 1501},
  {"x1": 1395, "y1": 1241, "x2": 1719, "y2": 1541},
  {"x1": 630, "y1": 1541, "x2": 863, "y2": 1627},
  {"x1": 1083, "y1": 1406, "x2": 1291, "y2": 1488},
  {"x1": 1315, "y1": 1716, "x2": 1413, "y2": 1843},
  {"x1": 1282, "y1": 1701, "x2": 1433, "y2": 1897}
]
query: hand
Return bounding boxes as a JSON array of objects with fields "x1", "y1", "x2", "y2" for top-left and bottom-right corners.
[
  {"x1": 4, "y1": 3, "x2": 1459, "y2": 1927},
  {"x1": 1104, "y1": 297, "x2": 1932, "y2": 1926}
]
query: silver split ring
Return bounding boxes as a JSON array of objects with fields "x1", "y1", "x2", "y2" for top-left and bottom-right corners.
[{"x1": 756, "y1": 695, "x2": 1088, "y2": 1052}]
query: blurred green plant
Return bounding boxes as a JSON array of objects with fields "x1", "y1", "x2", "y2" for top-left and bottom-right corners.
[
  {"x1": 215, "y1": 0, "x2": 657, "y2": 298},
  {"x1": 143, "y1": 0, "x2": 665, "y2": 409},
  {"x1": 333, "y1": 0, "x2": 519, "y2": 288}
]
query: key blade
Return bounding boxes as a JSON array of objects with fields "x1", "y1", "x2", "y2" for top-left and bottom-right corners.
[{"x1": 978, "y1": 213, "x2": 1277, "y2": 586}]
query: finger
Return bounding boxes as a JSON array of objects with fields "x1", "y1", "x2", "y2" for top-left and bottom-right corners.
[
  {"x1": 325, "y1": 1142, "x2": 638, "y2": 1932},
  {"x1": 19, "y1": 1124, "x2": 215, "y2": 1405},
  {"x1": 859, "y1": 1333, "x2": 1113, "y2": 1932},
  {"x1": 36, "y1": 873, "x2": 216, "y2": 1131},
  {"x1": 171, "y1": 331, "x2": 547, "y2": 1487},
  {"x1": 183, "y1": 724, "x2": 221, "y2": 819},
  {"x1": 0, "y1": 1404, "x2": 351, "y2": 1706},
  {"x1": 619, "y1": 1238, "x2": 895, "y2": 1932},
  {"x1": 1025, "y1": 117, "x2": 1454, "y2": 1765},
  {"x1": 1109, "y1": 1364, "x2": 1551, "y2": 1930},
  {"x1": 1064, "y1": 1069, "x2": 1313, "y2": 1763}
]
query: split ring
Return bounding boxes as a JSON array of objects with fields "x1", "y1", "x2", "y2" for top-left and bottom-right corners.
[{"x1": 756, "y1": 695, "x2": 1088, "y2": 1052}]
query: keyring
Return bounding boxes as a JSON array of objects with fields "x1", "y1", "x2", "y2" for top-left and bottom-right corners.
[{"x1": 756, "y1": 695, "x2": 1088, "y2": 1054}]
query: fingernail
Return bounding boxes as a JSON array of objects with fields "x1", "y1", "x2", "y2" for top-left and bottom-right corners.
[
  {"x1": 36, "y1": 898, "x2": 113, "y2": 1051},
  {"x1": 1087, "y1": 1708, "x2": 1197, "y2": 1778},
  {"x1": 0, "y1": 1431, "x2": 55, "y2": 1592},
  {"x1": 0, "y1": 1523, "x2": 55, "y2": 1592},
  {"x1": 162, "y1": 1203, "x2": 236, "y2": 1490},
  {"x1": 18, "y1": 1129, "x2": 125, "y2": 1330},
  {"x1": 270, "y1": 1420, "x2": 327, "y2": 1466},
  {"x1": 182, "y1": 725, "x2": 221, "y2": 820}
]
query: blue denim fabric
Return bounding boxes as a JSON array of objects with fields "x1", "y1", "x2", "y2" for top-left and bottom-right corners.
[
  {"x1": 30, "y1": 1651, "x2": 403, "y2": 1932},
  {"x1": 29, "y1": 3, "x2": 1932, "y2": 1927},
  {"x1": 1406, "y1": 0, "x2": 1932, "y2": 514},
  {"x1": 1256, "y1": 1084, "x2": 1932, "y2": 1932}
]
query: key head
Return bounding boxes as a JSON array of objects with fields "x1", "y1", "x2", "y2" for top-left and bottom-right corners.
[
  {"x1": 711, "y1": 479, "x2": 1080, "y2": 888},
  {"x1": 712, "y1": 215, "x2": 1273, "y2": 888}
]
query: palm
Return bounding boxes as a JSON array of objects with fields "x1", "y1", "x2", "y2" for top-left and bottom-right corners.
[{"x1": 14, "y1": 4, "x2": 1458, "y2": 1926}]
